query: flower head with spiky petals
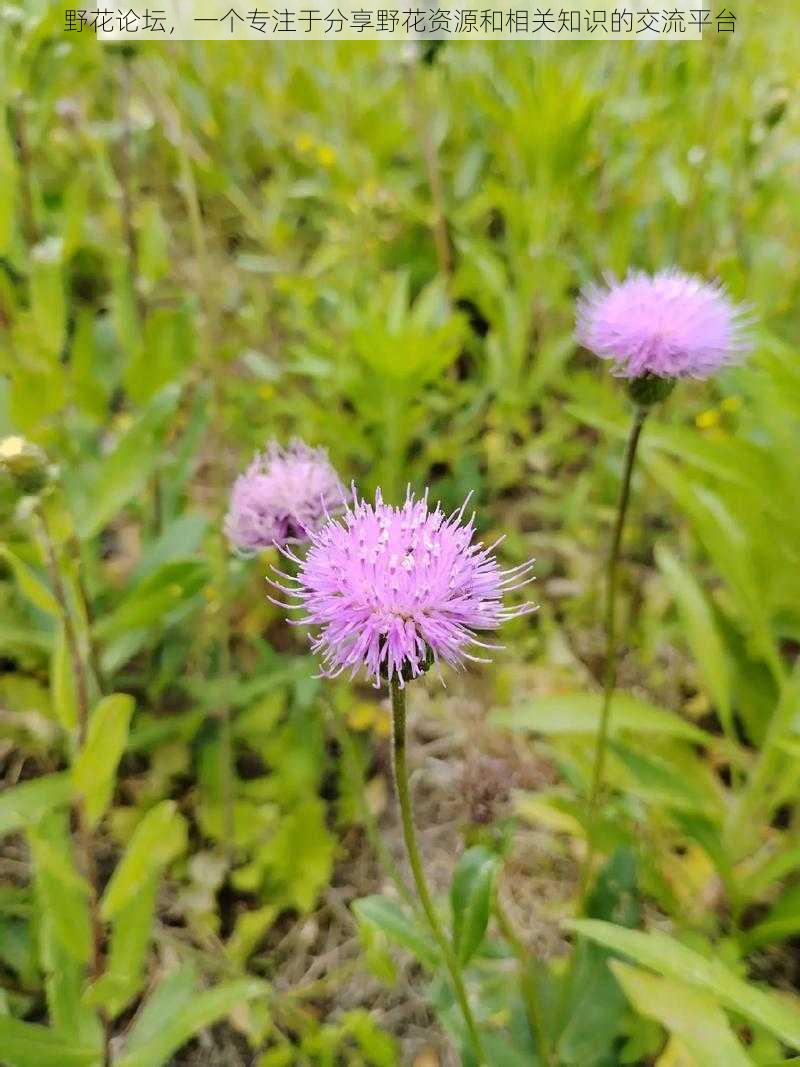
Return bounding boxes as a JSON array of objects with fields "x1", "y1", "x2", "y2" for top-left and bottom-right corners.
[
  {"x1": 225, "y1": 439, "x2": 344, "y2": 555},
  {"x1": 271, "y1": 488, "x2": 536, "y2": 687},
  {"x1": 576, "y1": 269, "x2": 751, "y2": 380}
]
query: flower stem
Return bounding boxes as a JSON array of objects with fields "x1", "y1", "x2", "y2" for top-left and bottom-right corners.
[
  {"x1": 576, "y1": 405, "x2": 648, "y2": 911},
  {"x1": 494, "y1": 896, "x2": 553, "y2": 1067},
  {"x1": 325, "y1": 699, "x2": 416, "y2": 912},
  {"x1": 390, "y1": 681, "x2": 486, "y2": 1065}
]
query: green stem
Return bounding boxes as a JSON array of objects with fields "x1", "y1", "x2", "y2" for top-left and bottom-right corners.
[
  {"x1": 406, "y1": 57, "x2": 453, "y2": 281},
  {"x1": 390, "y1": 681, "x2": 487, "y2": 1065},
  {"x1": 11, "y1": 99, "x2": 38, "y2": 246},
  {"x1": 325, "y1": 700, "x2": 416, "y2": 911},
  {"x1": 118, "y1": 55, "x2": 141, "y2": 315},
  {"x1": 494, "y1": 897, "x2": 553, "y2": 1067},
  {"x1": 576, "y1": 405, "x2": 648, "y2": 911},
  {"x1": 68, "y1": 533, "x2": 104, "y2": 698},
  {"x1": 36, "y1": 508, "x2": 91, "y2": 748},
  {"x1": 212, "y1": 535, "x2": 235, "y2": 862}
]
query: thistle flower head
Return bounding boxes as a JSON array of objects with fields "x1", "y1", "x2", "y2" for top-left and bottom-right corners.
[
  {"x1": 271, "y1": 488, "x2": 536, "y2": 687},
  {"x1": 577, "y1": 269, "x2": 750, "y2": 380},
  {"x1": 225, "y1": 439, "x2": 344, "y2": 554}
]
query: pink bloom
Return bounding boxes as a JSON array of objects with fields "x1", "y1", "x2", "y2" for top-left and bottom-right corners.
[
  {"x1": 576, "y1": 269, "x2": 750, "y2": 379},
  {"x1": 225, "y1": 439, "x2": 344, "y2": 554},
  {"x1": 271, "y1": 488, "x2": 536, "y2": 687}
]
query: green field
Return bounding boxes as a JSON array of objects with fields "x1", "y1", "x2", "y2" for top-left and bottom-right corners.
[{"x1": 1, "y1": 5, "x2": 800, "y2": 1065}]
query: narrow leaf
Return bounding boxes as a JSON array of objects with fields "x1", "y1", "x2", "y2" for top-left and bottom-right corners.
[
  {"x1": 0, "y1": 773, "x2": 72, "y2": 837},
  {"x1": 0, "y1": 546, "x2": 59, "y2": 616},
  {"x1": 493, "y1": 692, "x2": 710, "y2": 744},
  {"x1": 352, "y1": 895, "x2": 439, "y2": 970},
  {"x1": 73, "y1": 694, "x2": 135, "y2": 827},
  {"x1": 75, "y1": 385, "x2": 180, "y2": 539},
  {"x1": 123, "y1": 966, "x2": 196, "y2": 1051},
  {"x1": 450, "y1": 846, "x2": 499, "y2": 965},
  {"x1": 87, "y1": 875, "x2": 157, "y2": 1017},
  {"x1": 28, "y1": 814, "x2": 92, "y2": 966},
  {"x1": 656, "y1": 544, "x2": 732, "y2": 737},
  {"x1": 51, "y1": 623, "x2": 78, "y2": 730},
  {"x1": 611, "y1": 960, "x2": 752, "y2": 1066},
  {"x1": 116, "y1": 979, "x2": 268, "y2": 1067},
  {"x1": 568, "y1": 919, "x2": 800, "y2": 1050},
  {"x1": 101, "y1": 801, "x2": 186, "y2": 920},
  {"x1": 0, "y1": 1016, "x2": 98, "y2": 1067}
]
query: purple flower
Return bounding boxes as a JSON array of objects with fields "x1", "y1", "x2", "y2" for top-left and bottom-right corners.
[
  {"x1": 225, "y1": 439, "x2": 344, "y2": 554},
  {"x1": 576, "y1": 269, "x2": 750, "y2": 380},
  {"x1": 271, "y1": 488, "x2": 536, "y2": 687}
]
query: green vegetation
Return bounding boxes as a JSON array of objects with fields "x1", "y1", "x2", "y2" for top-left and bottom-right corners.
[{"x1": 1, "y1": 5, "x2": 799, "y2": 1064}]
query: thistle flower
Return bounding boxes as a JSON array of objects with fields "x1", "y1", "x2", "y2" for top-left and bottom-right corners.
[
  {"x1": 225, "y1": 439, "x2": 344, "y2": 554},
  {"x1": 576, "y1": 269, "x2": 750, "y2": 381},
  {"x1": 272, "y1": 488, "x2": 536, "y2": 687}
]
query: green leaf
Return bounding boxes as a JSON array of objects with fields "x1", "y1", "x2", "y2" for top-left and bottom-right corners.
[
  {"x1": 87, "y1": 875, "x2": 157, "y2": 1017},
  {"x1": 51, "y1": 623, "x2": 78, "y2": 731},
  {"x1": 132, "y1": 514, "x2": 208, "y2": 582},
  {"x1": 557, "y1": 940, "x2": 627, "y2": 1066},
  {"x1": 338, "y1": 1010, "x2": 397, "y2": 1067},
  {"x1": 741, "y1": 884, "x2": 800, "y2": 952},
  {"x1": 225, "y1": 905, "x2": 279, "y2": 969},
  {"x1": 493, "y1": 692, "x2": 710, "y2": 744},
  {"x1": 29, "y1": 813, "x2": 100, "y2": 1048},
  {"x1": 0, "y1": 1016, "x2": 98, "y2": 1067},
  {"x1": 124, "y1": 307, "x2": 194, "y2": 405},
  {"x1": 0, "y1": 773, "x2": 72, "y2": 837},
  {"x1": 0, "y1": 546, "x2": 59, "y2": 616},
  {"x1": 655, "y1": 544, "x2": 732, "y2": 738},
  {"x1": 645, "y1": 455, "x2": 776, "y2": 667},
  {"x1": 256, "y1": 797, "x2": 335, "y2": 913},
  {"x1": 115, "y1": 978, "x2": 269, "y2": 1067},
  {"x1": 450, "y1": 846, "x2": 499, "y2": 965},
  {"x1": 123, "y1": 966, "x2": 196, "y2": 1051},
  {"x1": 352, "y1": 895, "x2": 440, "y2": 970},
  {"x1": 101, "y1": 801, "x2": 186, "y2": 921},
  {"x1": 93, "y1": 560, "x2": 207, "y2": 644},
  {"x1": 670, "y1": 813, "x2": 734, "y2": 897},
  {"x1": 567, "y1": 919, "x2": 800, "y2": 1050},
  {"x1": 0, "y1": 114, "x2": 18, "y2": 256},
  {"x1": 0, "y1": 620, "x2": 51, "y2": 656},
  {"x1": 606, "y1": 740, "x2": 723, "y2": 818},
  {"x1": 75, "y1": 385, "x2": 180, "y2": 540},
  {"x1": 69, "y1": 310, "x2": 109, "y2": 419},
  {"x1": 28, "y1": 815, "x2": 92, "y2": 965},
  {"x1": 0, "y1": 916, "x2": 37, "y2": 988},
  {"x1": 611, "y1": 960, "x2": 752, "y2": 1066},
  {"x1": 30, "y1": 239, "x2": 66, "y2": 359},
  {"x1": 136, "y1": 198, "x2": 171, "y2": 292},
  {"x1": 588, "y1": 848, "x2": 640, "y2": 928},
  {"x1": 741, "y1": 845, "x2": 800, "y2": 903},
  {"x1": 73, "y1": 694, "x2": 135, "y2": 827}
]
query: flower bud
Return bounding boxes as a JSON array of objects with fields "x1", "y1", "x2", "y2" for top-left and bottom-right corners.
[
  {"x1": 626, "y1": 374, "x2": 676, "y2": 408},
  {"x1": 0, "y1": 437, "x2": 53, "y2": 495}
]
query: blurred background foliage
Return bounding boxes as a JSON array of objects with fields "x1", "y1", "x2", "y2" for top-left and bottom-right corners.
[{"x1": 1, "y1": 2, "x2": 800, "y2": 1064}]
